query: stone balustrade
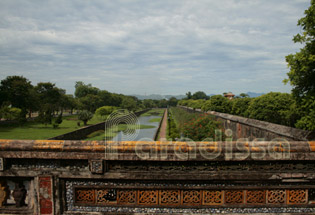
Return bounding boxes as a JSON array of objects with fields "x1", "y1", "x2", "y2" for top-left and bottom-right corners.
[{"x1": 1, "y1": 140, "x2": 315, "y2": 214}]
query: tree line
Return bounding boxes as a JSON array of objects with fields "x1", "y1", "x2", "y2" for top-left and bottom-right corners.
[
  {"x1": 178, "y1": 92, "x2": 300, "y2": 129},
  {"x1": 0, "y1": 76, "x2": 178, "y2": 125}
]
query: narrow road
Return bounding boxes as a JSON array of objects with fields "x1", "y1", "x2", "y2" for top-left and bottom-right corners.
[{"x1": 159, "y1": 109, "x2": 168, "y2": 140}]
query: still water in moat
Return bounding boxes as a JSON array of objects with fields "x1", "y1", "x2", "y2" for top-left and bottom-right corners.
[{"x1": 111, "y1": 115, "x2": 161, "y2": 141}]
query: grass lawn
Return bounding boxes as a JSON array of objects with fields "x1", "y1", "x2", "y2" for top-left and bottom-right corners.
[
  {"x1": 0, "y1": 115, "x2": 106, "y2": 140},
  {"x1": 141, "y1": 108, "x2": 165, "y2": 117},
  {"x1": 85, "y1": 124, "x2": 156, "y2": 140},
  {"x1": 149, "y1": 118, "x2": 162, "y2": 123}
]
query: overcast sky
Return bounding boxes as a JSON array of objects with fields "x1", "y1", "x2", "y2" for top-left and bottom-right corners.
[{"x1": 0, "y1": 0, "x2": 310, "y2": 95}]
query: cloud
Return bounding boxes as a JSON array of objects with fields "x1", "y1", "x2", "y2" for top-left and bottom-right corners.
[{"x1": 0, "y1": 0, "x2": 311, "y2": 95}]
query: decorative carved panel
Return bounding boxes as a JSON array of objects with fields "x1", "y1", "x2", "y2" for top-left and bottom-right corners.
[
  {"x1": 246, "y1": 190, "x2": 265, "y2": 204},
  {"x1": 159, "y1": 190, "x2": 180, "y2": 206},
  {"x1": 75, "y1": 189, "x2": 95, "y2": 203},
  {"x1": 225, "y1": 190, "x2": 244, "y2": 204},
  {"x1": 266, "y1": 189, "x2": 286, "y2": 204},
  {"x1": 96, "y1": 189, "x2": 116, "y2": 204},
  {"x1": 203, "y1": 190, "x2": 223, "y2": 205},
  {"x1": 138, "y1": 190, "x2": 158, "y2": 205},
  {"x1": 182, "y1": 190, "x2": 201, "y2": 206},
  {"x1": 71, "y1": 185, "x2": 310, "y2": 208},
  {"x1": 117, "y1": 190, "x2": 137, "y2": 205},
  {"x1": 287, "y1": 189, "x2": 307, "y2": 205}
]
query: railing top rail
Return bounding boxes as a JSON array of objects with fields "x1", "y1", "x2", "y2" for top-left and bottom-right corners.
[{"x1": 1, "y1": 139, "x2": 315, "y2": 161}]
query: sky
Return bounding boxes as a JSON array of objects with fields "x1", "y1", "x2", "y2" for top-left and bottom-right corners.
[{"x1": 0, "y1": 0, "x2": 311, "y2": 95}]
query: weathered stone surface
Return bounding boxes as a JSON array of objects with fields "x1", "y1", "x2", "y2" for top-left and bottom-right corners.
[
  {"x1": 1, "y1": 139, "x2": 315, "y2": 161},
  {"x1": 1, "y1": 139, "x2": 315, "y2": 214}
]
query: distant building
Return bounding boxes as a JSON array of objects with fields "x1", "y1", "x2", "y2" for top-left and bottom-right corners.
[{"x1": 224, "y1": 92, "x2": 235, "y2": 100}]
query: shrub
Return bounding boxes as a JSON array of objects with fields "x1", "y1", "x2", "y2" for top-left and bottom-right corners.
[
  {"x1": 247, "y1": 92, "x2": 298, "y2": 126},
  {"x1": 201, "y1": 95, "x2": 232, "y2": 113},
  {"x1": 52, "y1": 114, "x2": 63, "y2": 129},
  {"x1": 78, "y1": 110, "x2": 93, "y2": 125},
  {"x1": 169, "y1": 107, "x2": 223, "y2": 141},
  {"x1": 182, "y1": 114, "x2": 222, "y2": 141},
  {"x1": 55, "y1": 114, "x2": 63, "y2": 124},
  {"x1": 167, "y1": 113, "x2": 180, "y2": 140},
  {"x1": 231, "y1": 97, "x2": 252, "y2": 117},
  {"x1": 95, "y1": 106, "x2": 117, "y2": 119},
  {"x1": 0, "y1": 106, "x2": 22, "y2": 120}
]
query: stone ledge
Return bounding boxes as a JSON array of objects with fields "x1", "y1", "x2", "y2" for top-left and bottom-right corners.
[{"x1": 0, "y1": 140, "x2": 315, "y2": 161}]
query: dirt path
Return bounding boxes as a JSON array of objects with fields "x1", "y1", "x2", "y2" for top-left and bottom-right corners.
[{"x1": 159, "y1": 109, "x2": 168, "y2": 140}]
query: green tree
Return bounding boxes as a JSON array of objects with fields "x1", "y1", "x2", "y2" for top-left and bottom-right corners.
[
  {"x1": 294, "y1": 95, "x2": 315, "y2": 130},
  {"x1": 178, "y1": 99, "x2": 189, "y2": 107},
  {"x1": 158, "y1": 99, "x2": 168, "y2": 108},
  {"x1": 231, "y1": 97, "x2": 252, "y2": 117},
  {"x1": 192, "y1": 91, "x2": 208, "y2": 100},
  {"x1": 185, "y1": 99, "x2": 205, "y2": 109},
  {"x1": 74, "y1": 81, "x2": 99, "y2": 98},
  {"x1": 61, "y1": 95, "x2": 77, "y2": 114},
  {"x1": 110, "y1": 93, "x2": 123, "y2": 107},
  {"x1": 78, "y1": 110, "x2": 93, "y2": 125},
  {"x1": 27, "y1": 87, "x2": 40, "y2": 118},
  {"x1": 52, "y1": 114, "x2": 63, "y2": 128},
  {"x1": 98, "y1": 90, "x2": 113, "y2": 106},
  {"x1": 239, "y1": 93, "x2": 249, "y2": 98},
  {"x1": 121, "y1": 97, "x2": 137, "y2": 111},
  {"x1": 143, "y1": 99, "x2": 155, "y2": 108},
  {"x1": 78, "y1": 94, "x2": 102, "y2": 112},
  {"x1": 185, "y1": 91, "x2": 192, "y2": 99},
  {"x1": 0, "y1": 105, "x2": 22, "y2": 121},
  {"x1": 247, "y1": 92, "x2": 299, "y2": 127},
  {"x1": 95, "y1": 106, "x2": 117, "y2": 119},
  {"x1": 285, "y1": 0, "x2": 315, "y2": 130},
  {"x1": 201, "y1": 95, "x2": 232, "y2": 113},
  {"x1": 35, "y1": 82, "x2": 64, "y2": 125},
  {"x1": 168, "y1": 97, "x2": 178, "y2": 107},
  {"x1": 0, "y1": 76, "x2": 34, "y2": 119}
]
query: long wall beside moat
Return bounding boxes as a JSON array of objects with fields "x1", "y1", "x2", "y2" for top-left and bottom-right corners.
[{"x1": 178, "y1": 105, "x2": 315, "y2": 141}]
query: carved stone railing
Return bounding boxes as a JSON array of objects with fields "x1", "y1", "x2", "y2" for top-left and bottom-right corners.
[{"x1": 1, "y1": 139, "x2": 315, "y2": 214}]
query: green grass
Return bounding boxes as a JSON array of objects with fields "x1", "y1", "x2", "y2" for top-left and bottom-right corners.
[
  {"x1": 149, "y1": 118, "x2": 161, "y2": 123},
  {"x1": 141, "y1": 109, "x2": 165, "y2": 117},
  {"x1": 85, "y1": 124, "x2": 156, "y2": 140},
  {"x1": 0, "y1": 114, "x2": 106, "y2": 140}
]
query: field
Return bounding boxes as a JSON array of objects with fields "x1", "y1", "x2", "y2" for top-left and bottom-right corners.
[
  {"x1": 140, "y1": 108, "x2": 164, "y2": 116},
  {"x1": 149, "y1": 118, "x2": 162, "y2": 123},
  {"x1": 0, "y1": 115, "x2": 105, "y2": 140}
]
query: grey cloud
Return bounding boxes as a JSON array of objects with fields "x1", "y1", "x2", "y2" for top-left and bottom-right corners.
[{"x1": 0, "y1": 0, "x2": 311, "y2": 95}]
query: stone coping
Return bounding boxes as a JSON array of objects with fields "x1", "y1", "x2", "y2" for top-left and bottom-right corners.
[{"x1": 0, "y1": 139, "x2": 315, "y2": 161}]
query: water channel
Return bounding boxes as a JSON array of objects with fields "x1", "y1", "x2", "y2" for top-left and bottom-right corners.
[{"x1": 112, "y1": 115, "x2": 161, "y2": 141}]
